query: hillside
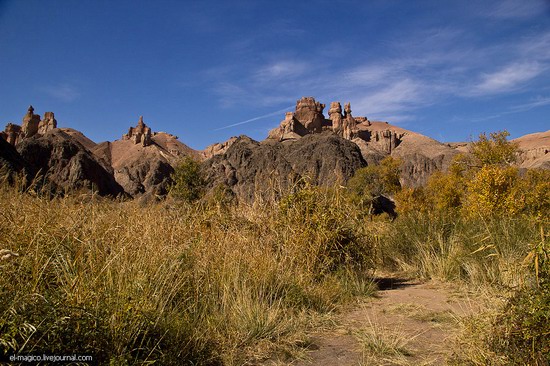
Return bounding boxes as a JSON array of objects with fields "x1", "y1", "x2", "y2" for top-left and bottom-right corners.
[
  {"x1": 514, "y1": 129, "x2": 550, "y2": 169},
  {"x1": 0, "y1": 102, "x2": 548, "y2": 199}
]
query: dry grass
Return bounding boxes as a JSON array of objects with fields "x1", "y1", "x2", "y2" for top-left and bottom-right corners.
[
  {"x1": 354, "y1": 315, "x2": 414, "y2": 366},
  {"x1": 0, "y1": 170, "x2": 547, "y2": 364},
  {"x1": 0, "y1": 183, "x2": 377, "y2": 365}
]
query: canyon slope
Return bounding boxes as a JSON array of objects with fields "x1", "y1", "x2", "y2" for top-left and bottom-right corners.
[{"x1": 1, "y1": 101, "x2": 548, "y2": 199}]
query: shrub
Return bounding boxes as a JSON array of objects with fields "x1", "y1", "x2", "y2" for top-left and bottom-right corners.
[
  {"x1": 347, "y1": 156, "x2": 402, "y2": 209},
  {"x1": 470, "y1": 130, "x2": 518, "y2": 166},
  {"x1": 462, "y1": 165, "x2": 522, "y2": 218},
  {"x1": 522, "y1": 169, "x2": 550, "y2": 218},
  {"x1": 488, "y1": 228, "x2": 550, "y2": 365},
  {"x1": 425, "y1": 170, "x2": 464, "y2": 211},
  {"x1": 170, "y1": 156, "x2": 206, "y2": 202}
]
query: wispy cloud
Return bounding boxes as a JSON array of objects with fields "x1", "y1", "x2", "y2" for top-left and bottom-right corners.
[
  {"x1": 204, "y1": 21, "x2": 550, "y2": 129},
  {"x1": 509, "y1": 96, "x2": 550, "y2": 112},
  {"x1": 352, "y1": 79, "x2": 426, "y2": 116},
  {"x1": 214, "y1": 106, "x2": 293, "y2": 131},
  {"x1": 471, "y1": 62, "x2": 544, "y2": 95},
  {"x1": 40, "y1": 83, "x2": 81, "y2": 102},
  {"x1": 471, "y1": 95, "x2": 550, "y2": 122},
  {"x1": 253, "y1": 60, "x2": 309, "y2": 82},
  {"x1": 489, "y1": 0, "x2": 549, "y2": 19}
]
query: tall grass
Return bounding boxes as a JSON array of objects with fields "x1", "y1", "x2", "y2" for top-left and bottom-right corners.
[
  {"x1": 376, "y1": 210, "x2": 543, "y2": 289},
  {"x1": 0, "y1": 184, "x2": 376, "y2": 365}
]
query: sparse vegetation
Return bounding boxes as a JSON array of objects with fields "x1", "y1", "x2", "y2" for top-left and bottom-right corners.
[
  {"x1": 0, "y1": 130, "x2": 548, "y2": 364},
  {"x1": 354, "y1": 316, "x2": 412, "y2": 365}
]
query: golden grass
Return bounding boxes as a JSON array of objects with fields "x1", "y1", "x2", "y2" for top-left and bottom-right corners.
[{"x1": 0, "y1": 184, "x2": 377, "y2": 365}]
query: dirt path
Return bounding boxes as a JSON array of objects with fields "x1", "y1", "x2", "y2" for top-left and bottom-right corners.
[{"x1": 293, "y1": 277, "x2": 477, "y2": 366}]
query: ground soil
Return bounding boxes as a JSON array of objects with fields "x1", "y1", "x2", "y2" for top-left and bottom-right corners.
[{"x1": 290, "y1": 276, "x2": 478, "y2": 366}]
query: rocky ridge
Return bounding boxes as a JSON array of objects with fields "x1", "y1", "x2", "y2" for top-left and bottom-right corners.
[
  {"x1": 264, "y1": 97, "x2": 458, "y2": 187},
  {"x1": 205, "y1": 133, "x2": 366, "y2": 201},
  {"x1": 1, "y1": 100, "x2": 548, "y2": 200}
]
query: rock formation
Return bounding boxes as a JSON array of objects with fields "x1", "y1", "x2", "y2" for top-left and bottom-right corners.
[
  {"x1": 1, "y1": 106, "x2": 58, "y2": 146},
  {"x1": 16, "y1": 129, "x2": 125, "y2": 196},
  {"x1": 123, "y1": 116, "x2": 152, "y2": 146},
  {"x1": 95, "y1": 125, "x2": 200, "y2": 196},
  {"x1": 341, "y1": 102, "x2": 357, "y2": 140},
  {"x1": 328, "y1": 102, "x2": 343, "y2": 134},
  {"x1": 262, "y1": 97, "x2": 463, "y2": 187},
  {"x1": 203, "y1": 136, "x2": 239, "y2": 158},
  {"x1": 269, "y1": 97, "x2": 364, "y2": 142},
  {"x1": 372, "y1": 129, "x2": 402, "y2": 154},
  {"x1": 204, "y1": 132, "x2": 367, "y2": 202},
  {"x1": 1, "y1": 123, "x2": 22, "y2": 146},
  {"x1": 21, "y1": 105, "x2": 41, "y2": 139},
  {"x1": 38, "y1": 112, "x2": 57, "y2": 134},
  {"x1": 0, "y1": 135, "x2": 29, "y2": 184},
  {"x1": 294, "y1": 96, "x2": 326, "y2": 133}
]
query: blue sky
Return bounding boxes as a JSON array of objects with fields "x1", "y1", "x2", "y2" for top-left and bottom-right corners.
[{"x1": 1, "y1": 0, "x2": 549, "y2": 149}]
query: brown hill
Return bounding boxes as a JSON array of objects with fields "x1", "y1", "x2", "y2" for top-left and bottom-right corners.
[
  {"x1": 444, "y1": 130, "x2": 550, "y2": 169},
  {"x1": 91, "y1": 117, "x2": 201, "y2": 196},
  {"x1": 513, "y1": 130, "x2": 550, "y2": 169},
  {"x1": 16, "y1": 129, "x2": 124, "y2": 196},
  {"x1": 59, "y1": 127, "x2": 97, "y2": 151}
]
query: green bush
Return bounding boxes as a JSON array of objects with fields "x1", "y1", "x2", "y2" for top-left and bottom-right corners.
[
  {"x1": 347, "y1": 156, "x2": 401, "y2": 210},
  {"x1": 170, "y1": 156, "x2": 206, "y2": 202}
]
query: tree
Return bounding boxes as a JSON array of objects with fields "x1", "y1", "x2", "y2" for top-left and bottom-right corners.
[
  {"x1": 470, "y1": 130, "x2": 518, "y2": 166},
  {"x1": 347, "y1": 156, "x2": 402, "y2": 199}
]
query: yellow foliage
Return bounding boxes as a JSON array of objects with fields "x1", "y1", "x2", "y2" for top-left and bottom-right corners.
[
  {"x1": 425, "y1": 171, "x2": 464, "y2": 211},
  {"x1": 394, "y1": 186, "x2": 429, "y2": 214},
  {"x1": 521, "y1": 169, "x2": 550, "y2": 217},
  {"x1": 470, "y1": 130, "x2": 518, "y2": 166},
  {"x1": 462, "y1": 165, "x2": 522, "y2": 218},
  {"x1": 347, "y1": 156, "x2": 402, "y2": 201}
]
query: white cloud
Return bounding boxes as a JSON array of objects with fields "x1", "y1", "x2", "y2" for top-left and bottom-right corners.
[
  {"x1": 205, "y1": 23, "x2": 550, "y2": 129},
  {"x1": 489, "y1": 0, "x2": 548, "y2": 19},
  {"x1": 40, "y1": 83, "x2": 80, "y2": 102},
  {"x1": 253, "y1": 60, "x2": 310, "y2": 82},
  {"x1": 471, "y1": 62, "x2": 544, "y2": 95},
  {"x1": 352, "y1": 79, "x2": 427, "y2": 116},
  {"x1": 510, "y1": 96, "x2": 550, "y2": 112}
]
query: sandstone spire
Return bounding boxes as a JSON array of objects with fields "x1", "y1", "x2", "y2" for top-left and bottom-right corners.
[
  {"x1": 21, "y1": 105, "x2": 41, "y2": 138},
  {"x1": 123, "y1": 116, "x2": 153, "y2": 146},
  {"x1": 38, "y1": 112, "x2": 57, "y2": 134},
  {"x1": 328, "y1": 102, "x2": 343, "y2": 134}
]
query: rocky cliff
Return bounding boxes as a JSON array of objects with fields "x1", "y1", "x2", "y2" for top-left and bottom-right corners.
[
  {"x1": 16, "y1": 129, "x2": 124, "y2": 196},
  {"x1": 1, "y1": 101, "x2": 547, "y2": 201},
  {"x1": 0, "y1": 137, "x2": 29, "y2": 183},
  {"x1": 204, "y1": 132, "x2": 366, "y2": 201},
  {"x1": 262, "y1": 97, "x2": 458, "y2": 187}
]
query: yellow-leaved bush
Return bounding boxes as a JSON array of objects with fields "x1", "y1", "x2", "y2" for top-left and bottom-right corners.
[{"x1": 461, "y1": 165, "x2": 522, "y2": 218}]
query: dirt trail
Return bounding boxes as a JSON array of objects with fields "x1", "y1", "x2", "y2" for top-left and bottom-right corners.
[{"x1": 293, "y1": 278, "x2": 477, "y2": 366}]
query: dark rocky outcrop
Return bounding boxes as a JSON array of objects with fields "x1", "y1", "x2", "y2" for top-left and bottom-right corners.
[
  {"x1": 16, "y1": 130, "x2": 125, "y2": 196},
  {"x1": 0, "y1": 137, "x2": 29, "y2": 183},
  {"x1": 204, "y1": 132, "x2": 367, "y2": 201}
]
